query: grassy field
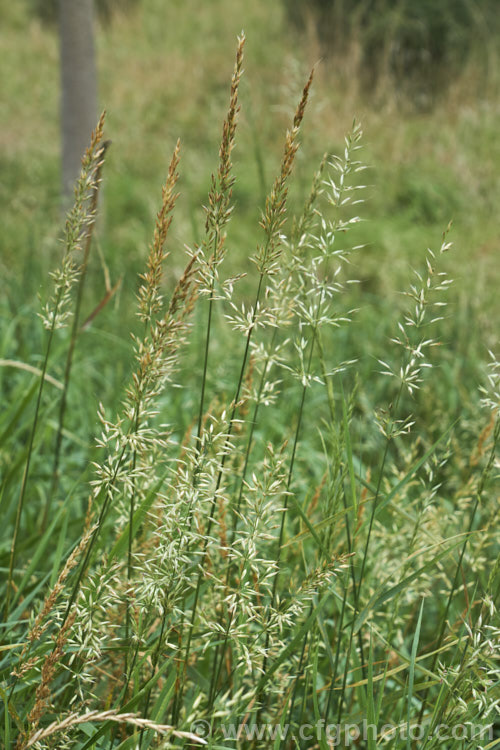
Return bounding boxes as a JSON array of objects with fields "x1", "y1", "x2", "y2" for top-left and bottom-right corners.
[{"x1": 1, "y1": 1, "x2": 499, "y2": 748}]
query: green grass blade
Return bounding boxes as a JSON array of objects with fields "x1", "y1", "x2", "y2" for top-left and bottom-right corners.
[
  {"x1": 406, "y1": 598, "x2": 424, "y2": 750},
  {"x1": 11, "y1": 503, "x2": 67, "y2": 608},
  {"x1": 341, "y1": 385, "x2": 357, "y2": 518},
  {"x1": 366, "y1": 632, "x2": 377, "y2": 750},
  {"x1": 354, "y1": 538, "x2": 462, "y2": 634}
]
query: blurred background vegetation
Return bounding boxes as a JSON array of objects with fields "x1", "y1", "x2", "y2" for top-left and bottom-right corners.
[
  {"x1": 286, "y1": 0, "x2": 499, "y2": 104},
  {"x1": 0, "y1": 0, "x2": 498, "y2": 443}
]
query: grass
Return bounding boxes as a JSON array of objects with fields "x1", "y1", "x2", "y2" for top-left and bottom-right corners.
[{"x1": 1, "y1": 2, "x2": 499, "y2": 748}]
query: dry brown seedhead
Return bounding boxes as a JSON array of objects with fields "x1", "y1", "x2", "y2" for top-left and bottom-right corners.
[
  {"x1": 202, "y1": 32, "x2": 245, "y2": 277},
  {"x1": 216, "y1": 33, "x2": 245, "y2": 202},
  {"x1": 13, "y1": 523, "x2": 97, "y2": 678},
  {"x1": 168, "y1": 251, "x2": 199, "y2": 320},
  {"x1": 257, "y1": 67, "x2": 315, "y2": 275},
  {"x1": 18, "y1": 612, "x2": 77, "y2": 749},
  {"x1": 139, "y1": 139, "x2": 182, "y2": 322}
]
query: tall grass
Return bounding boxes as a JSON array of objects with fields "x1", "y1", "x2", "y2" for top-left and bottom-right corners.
[{"x1": 1, "y1": 38, "x2": 499, "y2": 750}]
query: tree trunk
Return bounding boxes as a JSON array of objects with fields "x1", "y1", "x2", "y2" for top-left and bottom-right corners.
[{"x1": 60, "y1": 0, "x2": 98, "y2": 202}]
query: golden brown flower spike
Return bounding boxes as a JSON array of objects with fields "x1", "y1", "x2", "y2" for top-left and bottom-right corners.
[
  {"x1": 138, "y1": 138, "x2": 182, "y2": 323},
  {"x1": 198, "y1": 31, "x2": 245, "y2": 293},
  {"x1": 18, "y1": 613, "x2": 77, "y2": 750},
  {"x1": 256, "y1": 66, "x2": 315, "y2": 276}
]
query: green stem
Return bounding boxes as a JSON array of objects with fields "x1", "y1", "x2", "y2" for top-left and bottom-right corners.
[
  {"x1": 207, "y1": 331, "x2": 278, "y2": 702},
  {"x1": 323, "y1": 575, "x2": 349, "y2": 725},
  {"x1": 316, "y1": 333, "x2": 365, "y2": 681},
  {"x1": 197, "y1": 276, "x2": 216, "y2": 444},
  {"x1": 4, "y1": 313, "x2": 59, "y2": 622},
  {"x1": 175, "y1": 272, "x2": 265, "y2": 723},
  {"x1": 43, "y1": 141, "x2": 109, "y2": 530},
  {"x1": 417, "y1": 415, "x2": 499, "y2": 726},
  {"x1": 259, "y1": 333, "x2": 316, "y2": 704}
]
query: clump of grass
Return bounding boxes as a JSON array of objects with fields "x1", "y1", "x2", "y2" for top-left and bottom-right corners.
[{"x1": 1, "y1": 37, "x2": 499, "y2": 750}]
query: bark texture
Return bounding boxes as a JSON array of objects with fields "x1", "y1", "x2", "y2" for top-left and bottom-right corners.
[{"x1": 60, "y1": 0, "x2": 98, "y2": 201}]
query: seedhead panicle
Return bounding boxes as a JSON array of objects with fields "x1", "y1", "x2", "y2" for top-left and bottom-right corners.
[
  {"x1": 40, "y1": 113, "x2": 107, "y2": 331},
  {"x1": 137, "y1": 139, "x2": 181, "y2": 324},
  {"x1": 18, "y1": 613, "x2": 77, "y2": 750},
  {"x1": 254, "y1": 68, "x2": 314, "y2": 277},
  {"x1": 197, "y1": 33, "x2": 245, "y2": 298},
  {"x1": 480, "y1": 349, "x2": 500, "y2": 415},
  {"x1": 376, "y1": 224, "x2": 454, "y2": 438}
]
